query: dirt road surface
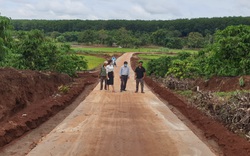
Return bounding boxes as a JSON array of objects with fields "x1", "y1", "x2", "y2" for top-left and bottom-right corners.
[{"x1": 27, "y1": 53, "x2": 216, "y2": 156}]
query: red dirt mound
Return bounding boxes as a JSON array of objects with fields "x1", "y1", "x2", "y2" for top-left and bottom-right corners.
[
  {"x1": 131, "y1": 55, "x2": 250, "y2": 156},
  {"x1": 0, "y1": 68, "x2": 72, "y2": 123},
  {"x1": 0, "y1": 68, "x2": 98, "y2": 148}
]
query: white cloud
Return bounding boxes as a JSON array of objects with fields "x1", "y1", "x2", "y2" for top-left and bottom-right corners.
[{"x1": 0, "y1": 0, "x2": 249, "y2": 20}]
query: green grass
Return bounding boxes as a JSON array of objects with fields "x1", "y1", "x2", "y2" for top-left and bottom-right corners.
[
  {"x1": 214, "y1": 90, "x2": 250, "y2": 97},
  {"x1": 175, "y1": 90, "x2": 193, "y2": 98},
  {"x1": 73, "y1": 46, "x2": 198, "y2": 70},
  {"x1": 169, "y1": 49, "x2": 198, "y2": 54},
  {"x1": 79, "y1": 55, "x2": 105, "y2": 70},
  {"x1": 138, "y1": 54, "x2": 171, "y2": 60},
  {"x1": 72, "y1": 46, "x2": 199, "y2": 54},
  {"x1": 72, "y1": 47, "x2": 153, "y2": 53}
]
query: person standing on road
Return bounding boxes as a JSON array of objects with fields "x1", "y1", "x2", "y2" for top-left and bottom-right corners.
[
  {"x1": 134, "y1": 61, "x2": 146, "y2": 93},
  {"x1": 119, "y1": 61, "x2": 130, "y2": 92},
  {"x1": 106, "y1": 59, "x2": 115, "y2": 92},
  {"x1": 99, "y1": 61, "x2": 108, "y2": 90},
  {"x1": 112, "y1": 55, "x2": 117, "y2": 67}
]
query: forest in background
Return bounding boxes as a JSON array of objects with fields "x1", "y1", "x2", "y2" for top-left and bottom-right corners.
[{"x1": 11, "y1": 16, "x2": 250, "y2": 49}]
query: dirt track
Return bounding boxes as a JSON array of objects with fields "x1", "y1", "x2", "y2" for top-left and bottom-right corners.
[{"x1": 26, "y1": 53, "x2": 215, "y2": 156}]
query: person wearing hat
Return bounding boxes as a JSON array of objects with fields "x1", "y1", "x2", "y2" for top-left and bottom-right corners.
[
  {"x1": 99, "y1": 60, "x2": 108, "y2": 90},
  {"x1": 119, "y1": 61, "x2": 130, "y2": 92},
  {"x1": 134, "y1": 61, "x2": 146, "y2": 93}
]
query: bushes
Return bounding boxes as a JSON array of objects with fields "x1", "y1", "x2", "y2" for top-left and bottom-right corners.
[
  {"x1": 2, "y1": 28, "x2": 87, "y2": 76},
  {"x1": 147, "y1": 52, "x2": 198, "y2": 79},
  {"x1": 0, "y1": 16, "x2": 88, "y2": 77},
  {"x1": 147, "y1": 25, "x2": 250, "y2": 79},
  {"x1": 197, "y1": 25, "x2": 250, "y2": 77},
  {"x1": 167, "y1": 59, "x2": 198, "y2": 79},
  {"x1": 147, "y1": 56, "x2": 172, "y2": 77},
  {"x1": 55, "y1": 54, "x2": 87, "y2": 77}
]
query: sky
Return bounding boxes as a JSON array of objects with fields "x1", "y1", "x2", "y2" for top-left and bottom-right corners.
[{"x1": 0, "y1": 0, "x2": 249, "y2": 20}]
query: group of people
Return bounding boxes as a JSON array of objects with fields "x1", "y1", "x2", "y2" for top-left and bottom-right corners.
[{"x1": 99, "y1": 56, "x2": 146, "y2": 93}]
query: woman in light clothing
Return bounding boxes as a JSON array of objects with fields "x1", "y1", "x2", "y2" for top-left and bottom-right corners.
[{"x1": 106, "y1": 59, "x2": 115, "y2": 92}]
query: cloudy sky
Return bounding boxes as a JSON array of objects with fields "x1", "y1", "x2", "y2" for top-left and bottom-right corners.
[{"x1": 0, "y1": 0, "x2": 249, "y2": 20}]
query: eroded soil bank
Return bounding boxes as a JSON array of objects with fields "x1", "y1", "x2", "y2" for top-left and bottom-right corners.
[{"x1": 0, "y1": 68, "x2": 98, "y2": 148}]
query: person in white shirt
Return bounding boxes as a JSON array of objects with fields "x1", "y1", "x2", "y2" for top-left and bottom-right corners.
[
  {"x1": 106, "y1": 60, "x2": 115, "y2": 92},
  {"x1": 119, "y1": 61, "x2": 130, "y2": 92}
]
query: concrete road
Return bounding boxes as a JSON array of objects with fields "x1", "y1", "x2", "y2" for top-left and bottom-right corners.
[{"x1": 27, "y1": 53, "x2": 216, "y2": 156}]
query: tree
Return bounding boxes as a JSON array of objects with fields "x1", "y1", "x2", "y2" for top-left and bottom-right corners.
[
  {"x1": 0, "y1": 16, "x2": 12, "y2": 61},
  {"x1": 15, "y1": 30, "x2": 87, "y2": 76},
  {"x1": 165, "y1": 37, "x2": 184, "y2": 49},
  {"x1": 151, "y1": 29, "x2": 168, "y2": 46},
  {"x1": 16, "y1": 30, "x2": 57, "y2": 70},
  {"x1": 56, "y1": 35, "x2": 66, "y2": 42},
  {"x1": 147, "y1": 56, "x2": 173, "y2": 77},
  {"x1": 50, "y1": 31, "x2": 61, "y2": 39},
  {"x1": 187, "y1": 32, "x2": 204, "y2": 48},
  {"x1": 137, "y1": 33, "x2": 150, "y2": 46},
  {"x1": 197, "y1": 25, "x2": 250, "y2": 77},
  {"x1": 62, "y1": 32, "x2": 78, "y2": 42},
  {"x1": 115, "y1": 27, "x2": 134, "y2": 48},
  {"x1": 98, "y1": 29, "x2": 108, "y2": 44},
  {"x1": 78, "y1": 30, "x2": 96, "y2": 44}
]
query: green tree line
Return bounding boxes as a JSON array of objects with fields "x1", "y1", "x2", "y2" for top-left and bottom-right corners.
[
  {"x1": 12, "y1": 17, "x2": 250, "y2": 49},
  {"x1": 11, "y1": 16, "x2": 250, "y2": 36},
  {"x1": 11, "y1": 16, "x2": 250, "y2": 49}
]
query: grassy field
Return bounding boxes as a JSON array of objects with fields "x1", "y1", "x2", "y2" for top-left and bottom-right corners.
[
  {"x1": 169, "y1": 49, "x2": 198, "y2": 54},
  {"x1": 74, "y1": 46, "x2": 198, "y2": 70},
  {"x1": 80, "y1": 55, "x2": 105, "y2": 70},
  {"x1": 72, "y1": 46, "x2": 198, "y2": 54},
  {"x1": 137, "y1": 53, "x2": 172, "y2": 60},
  {"x1": 73, "y1": 47, "x2": 157, "y2": 53}
]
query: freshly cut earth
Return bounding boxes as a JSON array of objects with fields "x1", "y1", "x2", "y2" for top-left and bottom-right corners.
[{"x1": 0, "y1": 68, "x2": 98, "y2": 148}]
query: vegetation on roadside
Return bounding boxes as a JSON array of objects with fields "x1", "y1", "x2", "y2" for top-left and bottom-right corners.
[
  {"x1": 146, "y1": 25, "x2": 250, "y2": 79},
  {"x1": 0, "y1": 16, "x2": 87, "y2": 76},
  {"x1": 144, "y1": 25, "x2": 250, "y2": 140}
]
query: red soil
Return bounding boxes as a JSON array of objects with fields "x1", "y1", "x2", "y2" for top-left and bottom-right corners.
[{"x1": 0, "y1": 68, "x2": 98, "y2": 148}]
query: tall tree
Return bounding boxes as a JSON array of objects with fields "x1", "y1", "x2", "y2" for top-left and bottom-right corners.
[
  {"x1": 78, "y1": 30, "x2": 96, "y2": 44},
  {"x1": 98, "y1": 29, "x2": 108, "y2": 44},
  {"x1": 187, "y1": 32, "x2": 204, "y2": 48}
]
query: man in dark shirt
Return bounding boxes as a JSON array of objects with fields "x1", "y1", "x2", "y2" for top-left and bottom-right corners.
[{"x1": 134, "y1": 61, "x2": 146, "y2": 93}]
